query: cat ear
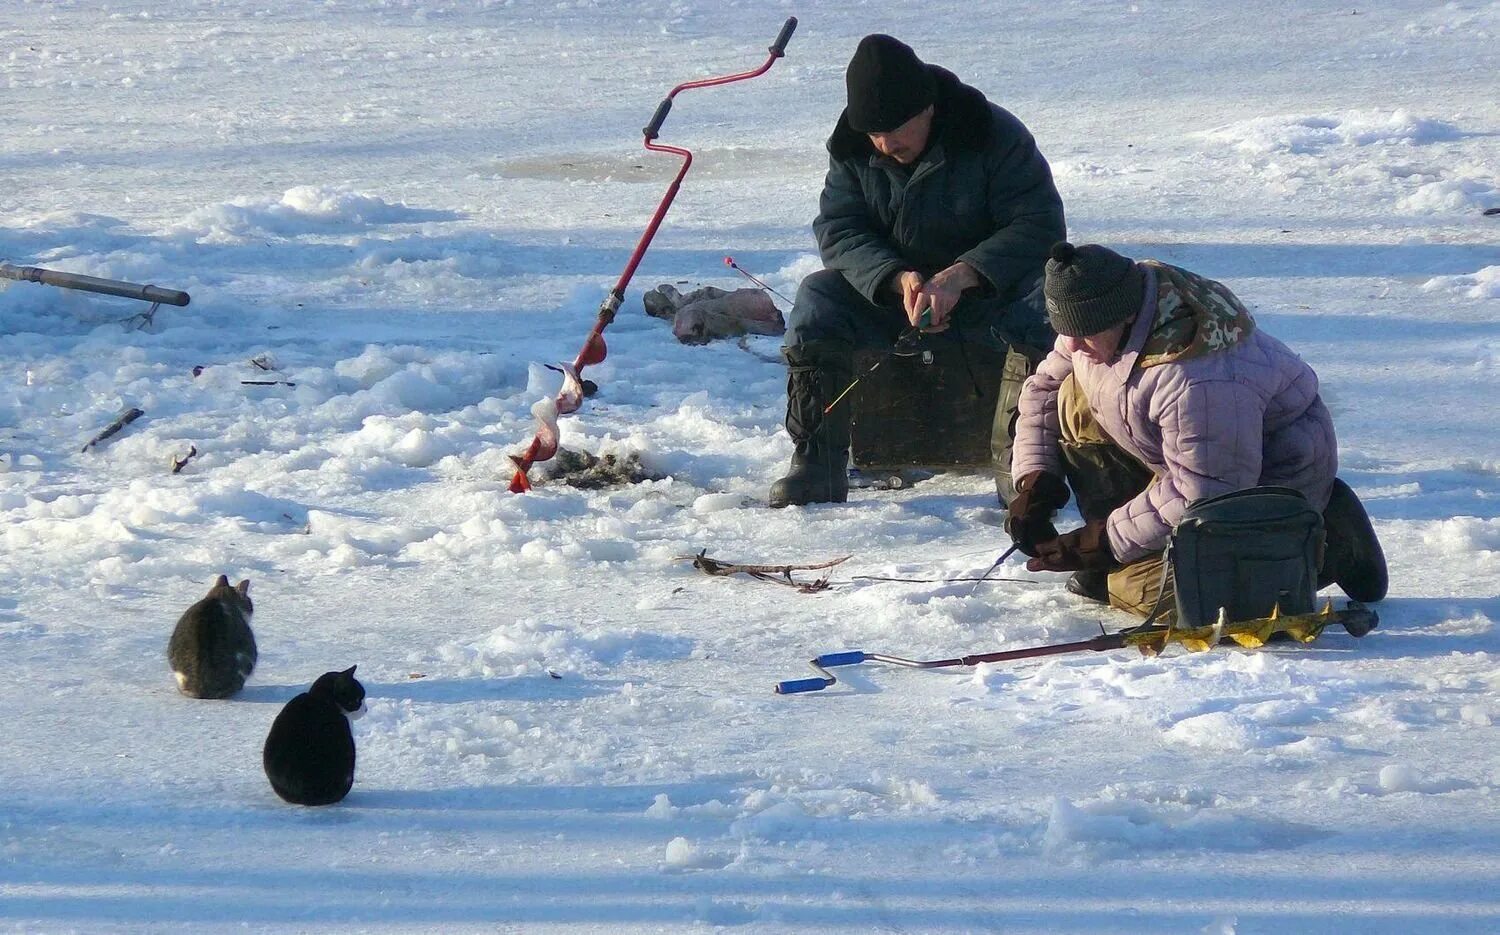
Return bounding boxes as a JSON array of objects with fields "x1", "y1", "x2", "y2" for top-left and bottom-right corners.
[
  {"x1": 342, "y1": 665, "x2": 357, "y2": 676},
  {"x1": 214, "y1": 574, "x2": 230, "y2": 588},
  {"x1": 235, "y1": 579, "x2": 251, "y2": 597}
]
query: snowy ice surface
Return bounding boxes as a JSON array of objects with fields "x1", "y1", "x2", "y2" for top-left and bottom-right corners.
[{"x1": 2, "y1": 1, "x2": 1498, "y2": 933}]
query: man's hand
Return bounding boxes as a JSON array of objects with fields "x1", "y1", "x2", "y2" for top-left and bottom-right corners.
[
  {"x1": 1004, "y1": 471, "x2": 1070, "y2": 557},
  {"x1": 915, "y1": 261, "x2": 982, "y2": 332},
  {"x1": 890, "y1": 270, "x2": 927, "y2": 328},
  {"x1": 1026, "y1": 520, "x2": 1116, "y2": 573}
]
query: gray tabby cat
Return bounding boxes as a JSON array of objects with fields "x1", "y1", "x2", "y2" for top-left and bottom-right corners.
[{"x1": 167, "y1": 575, "x2": 257, "y2": 699}]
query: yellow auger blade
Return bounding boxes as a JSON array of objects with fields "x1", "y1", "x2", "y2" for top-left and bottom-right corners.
[
  {"x1": 1121, "y1": 600, "x2": 1377, "y2": 655},
  {"x1": 1227, "y1": 602, "x2": 1280, "y2": 648}
]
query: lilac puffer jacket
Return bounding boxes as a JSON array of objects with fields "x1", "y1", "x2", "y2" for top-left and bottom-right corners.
[{"x1": 1011, "y1": 261, "x2": 1337, "y2": 564}]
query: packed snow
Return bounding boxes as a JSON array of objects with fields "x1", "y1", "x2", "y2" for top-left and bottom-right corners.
[{"x1": 2, "y1": 1, "x2": 1497, "y2": 933}]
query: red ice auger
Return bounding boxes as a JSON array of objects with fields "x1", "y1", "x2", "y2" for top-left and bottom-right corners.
[{"x1": 508, "y1": 17, "x2": 799, "y2": 493}]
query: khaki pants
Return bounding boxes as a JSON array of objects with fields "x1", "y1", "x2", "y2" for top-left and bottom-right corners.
[{"x1": 1058, "y1": 375, "x2": 1174, "y2": 621}]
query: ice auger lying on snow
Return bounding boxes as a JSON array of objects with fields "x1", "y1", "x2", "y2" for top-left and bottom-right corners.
[
  {"x1": 777, "y1": 486, "x2": 1386, "y2": 694},
  {"x1": 507, "y1": 18, "x2": 798, "y2": 493},
  {"x1": 774, "y1": 600, "x2": 1379, "y2": 694}
]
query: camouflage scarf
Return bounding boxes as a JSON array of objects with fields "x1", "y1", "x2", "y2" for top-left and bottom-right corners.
[{"x1": 1136, "y1": 261, "x2": 1256, "y2": 368}]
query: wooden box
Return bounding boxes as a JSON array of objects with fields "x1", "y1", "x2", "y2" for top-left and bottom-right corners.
[{"x1": 849, "y1": 340, "x2": 1005, "y2": 470}]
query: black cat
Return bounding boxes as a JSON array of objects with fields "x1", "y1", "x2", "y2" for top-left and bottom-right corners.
[
  {"x1": 167, "y1": 575, "x2": 256, "y2": 699},
  {"x1": 262, "y1": 666, "x2": 366, "y2": 806}
]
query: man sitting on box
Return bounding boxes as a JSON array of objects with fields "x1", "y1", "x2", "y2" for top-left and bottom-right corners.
[
  {"x1": 1006, "y1": 241, "x2": 1388, "y2": 613},
  {"x1": 769, "y1": 34, "x2": 1066, "y2": 508}
]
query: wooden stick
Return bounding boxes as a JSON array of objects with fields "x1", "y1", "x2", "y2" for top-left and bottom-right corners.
[
  {"x1": 81, "y1": 407, "x2": 143, "y2": 453},
  {"x1": 682, "y1": 550, "x2": 849, "y2": 575}
]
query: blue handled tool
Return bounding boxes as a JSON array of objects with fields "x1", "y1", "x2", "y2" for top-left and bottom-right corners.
[
  {"x1": 773, "y1": 601, "x2": 1379, "y2": 694},
  {"x1": 776, "y1": 648, "x2": 995, "y2": 695},
  {"x1": 774, "y1": 651, "x2": 869, "y2": 694}
]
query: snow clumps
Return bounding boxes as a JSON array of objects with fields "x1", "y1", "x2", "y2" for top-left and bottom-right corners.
[
  {"x1": 1422, "y1": 266, "x2": 1500, "y2": 301},
  {"x1": 175, "y1": 186, "x2": 458, "y2": 241}
]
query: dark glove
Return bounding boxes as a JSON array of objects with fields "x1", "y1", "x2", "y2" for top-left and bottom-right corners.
[
  {"x1": 1005, "y1": 471, "x2": 1070, "y2": 557},
  {"x1": 1026, "y1": 520, "x2": 1116, "y2": 573}
]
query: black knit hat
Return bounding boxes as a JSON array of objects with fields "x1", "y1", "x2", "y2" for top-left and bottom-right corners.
[
  {"x1": 844, "y1": 35, "x2": 936, "y2": 134},
  {"x1": 1043, "y1": 242, "x2": 1146, "y2": 337}
]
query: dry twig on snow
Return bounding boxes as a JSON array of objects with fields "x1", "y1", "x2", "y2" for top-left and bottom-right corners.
[
  {"x1": 81, "y1": 407, "x2": 144, "y2": 453},
  {"x1": 678, "y1": 550, "x2": 850, "y2": 593}
]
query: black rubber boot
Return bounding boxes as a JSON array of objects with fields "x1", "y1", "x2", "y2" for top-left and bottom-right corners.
[
  {"x1": 1066, "y1": 569, "x2": 1109, "y2": 603},
  {"x1": 769, "y1": 342, "x2": 853, "y2": 508},
  {"x1": 1318, "y1": 477, "x2": 1388, "y2": 602}
]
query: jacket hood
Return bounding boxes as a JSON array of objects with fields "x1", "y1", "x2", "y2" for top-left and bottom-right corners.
[
  {"x1": 1136, "y1": 261, "x2": 1257, "y2": 368},
  {"x1": 828, "y1": 65, "x2": 994, "y2": 160}
]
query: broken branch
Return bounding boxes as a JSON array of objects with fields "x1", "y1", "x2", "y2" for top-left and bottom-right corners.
[{"x1": 81, "y1": 407, "x2": 144, "y2": 453}]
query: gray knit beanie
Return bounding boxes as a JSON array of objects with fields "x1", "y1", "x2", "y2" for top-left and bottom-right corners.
[{"x1": 1043, "y1": 242, "x2": 1146, "y2": 337}]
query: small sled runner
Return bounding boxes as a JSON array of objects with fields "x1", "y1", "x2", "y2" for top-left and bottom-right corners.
[{"x1": 777, "y1": 486, "x2": 1384, "y2": 694}]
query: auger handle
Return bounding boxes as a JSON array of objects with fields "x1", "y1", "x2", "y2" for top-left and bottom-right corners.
[
  {"x1": 643, "y1": 17, "x2": 798, "y2": 141},
  {"x1": 775, "y1": 649, "x2": 863, "y2": 694},
  {"x1": 643, "y1": 99, "x2": 673, "y2": 141},
  {"x1": 774, "y1": 677, "x2": 832, "y2": 695},
  {"x1": 770, "y1": 17, "x2": 797, "y2": 57},
  {"x1": 813, "y1": 651, "x2": 866, "y2": 668}
]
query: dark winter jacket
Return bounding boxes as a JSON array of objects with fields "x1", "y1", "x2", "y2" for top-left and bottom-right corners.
[
  {"x1": 813, "y1": 66, "x2": 1066, "y2": 306},
  {"x1": 1012, "y1": 262, "x2": 1338, "y2": 563}
]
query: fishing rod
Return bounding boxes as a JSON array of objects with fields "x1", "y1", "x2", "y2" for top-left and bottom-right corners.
[{"x1": 724, "y1": 255, "x2": 793, "y2": 306}]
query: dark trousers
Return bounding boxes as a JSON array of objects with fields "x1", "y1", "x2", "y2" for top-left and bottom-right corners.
[
  {"x1": 783, "y1": 268, "x2": 1051, "y2": 357},
  {"x1": 781, "y1": 269, "x2": 1051, "y2": 504}
]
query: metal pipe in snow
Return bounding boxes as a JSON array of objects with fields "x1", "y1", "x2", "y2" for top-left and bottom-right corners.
[{"x1": 1, "y1": 263, "x2": 191, "y2": 307}]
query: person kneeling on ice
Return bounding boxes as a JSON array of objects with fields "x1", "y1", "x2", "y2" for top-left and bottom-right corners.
[
  {"x1": 769, "y1": 34, "x2": 1066, "y2": 508},
  {"x1": 1006, "y1": 241, "x2": 1388, "y2": 616}
]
